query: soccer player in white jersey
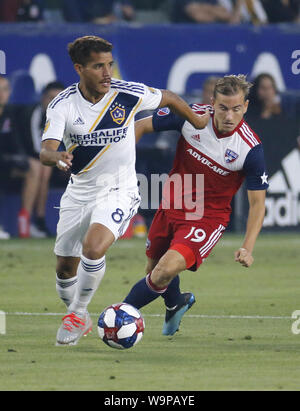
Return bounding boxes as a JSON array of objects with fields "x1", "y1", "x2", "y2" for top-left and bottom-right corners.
[
  {"x1": 39, "y1": 35, "x2": 210, "y2": 346},
  {"x1": 124, "y1": 75, "x2": 269, "y2": 336}
]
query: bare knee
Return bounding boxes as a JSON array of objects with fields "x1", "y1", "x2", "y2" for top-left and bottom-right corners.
[
  {"x1": 152, "y1": 264, "x2": 176, "y2": 288},
  {"x1": 56, "y1": 256, "x2": 79, "y2": 279},
  {"x1": 82, "y1": 223, "x2": 115, "y2": 260},
  {"x1": 82, "y1": 241, "x2": 107, "y2": 260}
]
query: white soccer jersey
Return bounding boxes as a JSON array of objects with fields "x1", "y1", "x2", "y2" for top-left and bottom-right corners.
[{"x1": 42, "y1": 79, "x2": 162, "y2": 202}]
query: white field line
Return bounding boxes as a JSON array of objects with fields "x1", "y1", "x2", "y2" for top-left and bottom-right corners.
[{"x1": 5, "y1": 312, "x2": 292, "y2": 320}]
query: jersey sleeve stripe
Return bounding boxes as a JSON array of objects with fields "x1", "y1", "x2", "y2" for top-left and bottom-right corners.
[
  {"x1": 238, "y1": 129, "x2": 255, "y2": 147},
  {"x1": 191, "y1": 103, "x2": 213, "y2": 114},
  {"x1": 245, "y1": 123, "x2": 261, "y2": 143},
  {"x1": 238, "y1": 125, "x2": 259, "y2": 148},
  {"x1": 191, "y1": 103, "x2": 203, "y2": 111},
  {"x1": 48, "y1": 88, "x2": 72, "y2": 108},
  {"x1": 50, "y1": 89, "x2": 77, "y2": 109},
  {"x1": 241, "y1": 124, "x2": 259, "y2": 146},
  {"x1": 111, "y1": 79, "x2": 144, "y2": 90},
  {"x1": 110, "y1": 84, "x2": 145, "y2": 95},
  {"x1": 49, "y1": 85, "x2": 77, "y2": 109}
]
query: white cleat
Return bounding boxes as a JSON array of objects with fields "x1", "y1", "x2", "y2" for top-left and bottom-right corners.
[{"x1": 56, "y1": 311, "x2": 92, "y2": 346}]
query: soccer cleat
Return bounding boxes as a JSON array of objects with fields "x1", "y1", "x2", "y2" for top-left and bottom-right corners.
[
  {"x1": 56, "y1": 311, "x2": 92, "y2": 346},
  {"x1": 162, "y1": 293, "x2": 195, "y2": 336}
]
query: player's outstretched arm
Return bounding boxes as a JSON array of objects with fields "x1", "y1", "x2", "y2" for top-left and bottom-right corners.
[
  {"x1": 234, "y1": 189, "x2": 266, "y2": 268},
  {"x1": 159, "y1": 90, "x2": 210, "y2": 130},
  {"x1": 135, "y1": 116, "x2": 154, "y2": 144},
  {"x1": 40, "y1": 140, "x2": 73, "y2": 172}
]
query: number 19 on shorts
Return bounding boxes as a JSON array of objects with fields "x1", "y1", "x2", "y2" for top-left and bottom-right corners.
[{"x1": 184, "y1": 226, "x2": 206, "y2": 243}]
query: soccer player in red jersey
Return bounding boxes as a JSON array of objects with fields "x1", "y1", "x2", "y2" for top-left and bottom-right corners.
[{"x1": 124, "y1": 75, "x2": 269, "y2": 335}]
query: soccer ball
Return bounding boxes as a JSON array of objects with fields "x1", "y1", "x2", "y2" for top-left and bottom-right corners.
[{"x1": 97, "y1": 303, "x2": 145, "y2": 349}]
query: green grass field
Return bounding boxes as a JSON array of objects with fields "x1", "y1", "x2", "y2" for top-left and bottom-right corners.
[{"x1": 0, "y1": 233, "x2": 300, "y2": 391}]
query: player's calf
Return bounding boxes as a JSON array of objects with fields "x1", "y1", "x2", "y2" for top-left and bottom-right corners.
[
  {"x1": 124, "y1": 251, "x2": 186, "y2": 310},
  {"x1": 56, "y1": 256, "x2": 80, "y2": 307},
  {"x1": 150, "y1": 249, "x2": 186, "y2": 289}
]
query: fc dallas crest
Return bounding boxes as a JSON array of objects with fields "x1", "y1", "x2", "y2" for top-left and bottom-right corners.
[{"x1": 225, "y1": 148, "x2": 239, "y2": 163}]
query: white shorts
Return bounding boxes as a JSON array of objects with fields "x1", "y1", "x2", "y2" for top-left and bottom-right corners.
[{"x1": 54, "y1": 189, "x2": 141, "y2": 257}]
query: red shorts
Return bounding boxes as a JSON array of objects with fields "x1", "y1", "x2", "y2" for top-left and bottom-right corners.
[{"x1": 146, "y1": 208, "x2": 226, "y2": 271}]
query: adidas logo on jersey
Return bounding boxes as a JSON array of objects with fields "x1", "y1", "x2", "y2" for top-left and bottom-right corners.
[
  {"x1": 191, "y1": 134, "x2": 201, "y2": 142},
  {"x1": 264, "y1": 148, "x2": 300, "y2": 227},
  {"x1": 73, "y1": 117, "x2": 85, "y2": 125}
]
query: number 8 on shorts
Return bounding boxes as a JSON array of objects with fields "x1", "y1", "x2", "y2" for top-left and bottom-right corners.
[{"x1": 111, "y1": 208, "x2": 124, "y2": 224}]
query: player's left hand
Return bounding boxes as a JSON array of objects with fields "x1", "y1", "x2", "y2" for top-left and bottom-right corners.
[{"x1": 234, "y1": 248, "x2": 254, "y2": 268}]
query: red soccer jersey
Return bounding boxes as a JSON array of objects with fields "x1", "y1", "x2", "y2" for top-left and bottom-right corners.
[{"x1": 152, "y1": 104, "x2": 268, "y2": 225}]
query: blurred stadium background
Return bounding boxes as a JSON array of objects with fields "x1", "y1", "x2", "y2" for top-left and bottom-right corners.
[{"x1": 0, "y1": 0, "x2": 300, "y2": 238}]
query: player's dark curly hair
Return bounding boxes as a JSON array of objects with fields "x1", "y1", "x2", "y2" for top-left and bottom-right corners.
[
  {"x1": 68, "y1": 36, "x2": 113, "y2": 66},
  {"x1": 214, "y1": 74, "x2": 252, "y2": 101}
]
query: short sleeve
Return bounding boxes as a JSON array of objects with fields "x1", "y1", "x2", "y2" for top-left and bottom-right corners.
[
  {"x1": 243, "y1": 144, "x2": 269, "y2": 190},
  {"x1": 137, "y1": 84, "x2": 162, "y2": 113},
  {"x1": 152, "y1": 107, "x2": 185, "y2": 132},
  {"x1": 42, "y1": 105, "x2": 66, "y2": 142}
]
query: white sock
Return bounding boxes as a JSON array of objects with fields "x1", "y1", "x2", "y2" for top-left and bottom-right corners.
[
  {"x1": 69, "y1": 255, "x2": 106, "y2": 315},
  {"x1": 56, "y1": 275, "x2": 78, "y2": 308}
]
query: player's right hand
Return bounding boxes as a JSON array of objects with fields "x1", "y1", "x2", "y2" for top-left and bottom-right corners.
[
  {"x1": 234, "y1": 248, "x2": 254, "y2": 268},
  {"x1": 56, "y1": 152, "x2": 73, "y2": 171},
  {"x1": 192, "y1": 108, "x2": 211, "y2": 130}
]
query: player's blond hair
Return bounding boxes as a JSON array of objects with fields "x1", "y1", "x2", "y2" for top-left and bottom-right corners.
[{"x1": 214, "y1": 74, "x2": 252, "y2": 101}]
